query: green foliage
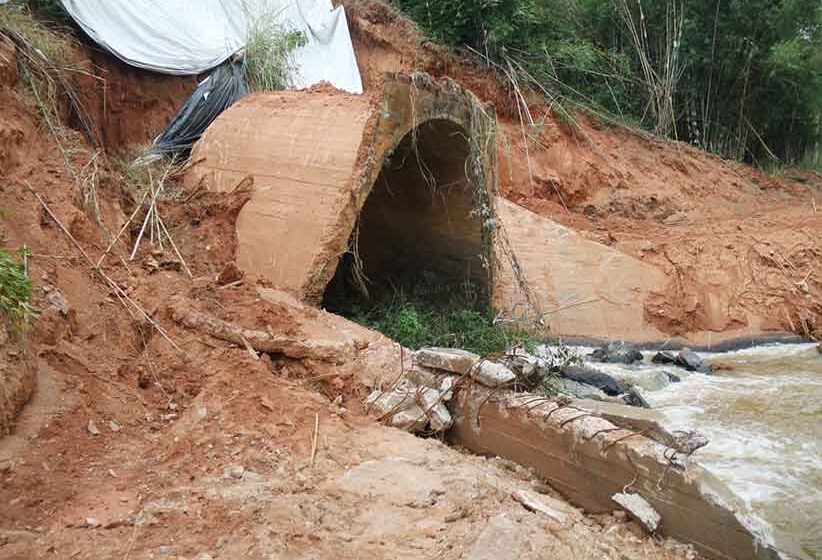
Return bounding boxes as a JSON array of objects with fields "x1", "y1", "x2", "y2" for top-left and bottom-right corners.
[
  {"x1": 0, "y1": 246, "x2": 33, "y2": 330},
  {"x1": 243, "y1": 13, "x2": 308, "y2": 92},
  {"x1": 347, "y1": 295, "x2": 535, "y2": 355},
  {"x1": 393, "y1": 0, "x2": 822, "y2": 165}
]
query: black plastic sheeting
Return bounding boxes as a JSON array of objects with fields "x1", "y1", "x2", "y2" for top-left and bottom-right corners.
[{"x1": 151, "y1": 60, "x2": 248, "y2": 154}]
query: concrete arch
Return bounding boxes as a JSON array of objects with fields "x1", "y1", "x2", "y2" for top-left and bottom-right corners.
[{"x1": 187, "y1": 73, "x2": 498, "y2": 305}]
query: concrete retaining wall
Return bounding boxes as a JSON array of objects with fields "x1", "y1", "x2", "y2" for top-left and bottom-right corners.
[{"x1": 449, "y1": 388, "x2": 804, "y2": 560}]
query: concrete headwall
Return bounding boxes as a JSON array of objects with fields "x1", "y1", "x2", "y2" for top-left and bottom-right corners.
[{"x1": 188, "y1": 74, "x2": 498, "y2": 304}]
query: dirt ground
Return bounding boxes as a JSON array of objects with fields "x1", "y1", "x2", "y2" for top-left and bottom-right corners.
[{"x1": 0, "y1": 2, "x2": 818, "y2": 558}]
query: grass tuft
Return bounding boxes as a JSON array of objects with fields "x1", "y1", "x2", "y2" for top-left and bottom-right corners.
[
  {"x1": 0, "y1": 245, "x2": 33, "y2": 331},
  {"x1": 243, "y1": 12, "x2": 307, "y2": 92}
]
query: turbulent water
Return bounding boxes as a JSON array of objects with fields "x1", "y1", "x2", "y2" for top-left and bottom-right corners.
[{"x1": 555, "y1": 343, "x2": 822, "y2": 559}]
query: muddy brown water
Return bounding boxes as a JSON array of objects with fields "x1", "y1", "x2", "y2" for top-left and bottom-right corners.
[{"x1": 587, "y1": 343, "x2": 821, "y2": 560}]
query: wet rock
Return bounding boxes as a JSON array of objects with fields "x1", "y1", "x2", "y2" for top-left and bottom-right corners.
[
  {"x1": 664, "y1": 371, "x2": 682, "y2": 383},
  {"x1": 590, "y1": 341, "x2": 644, "y2": 364},
  {"x1": 609, "y1": 369, "x2": 670, "y2": 391},
  {"x1": 612, "y1": 492, "x2": 660, "y2": 533},
  {"x1": 675, "y1": 349, "x2": 712, "y2": 373},
  {"x1": 559, "y1": 365, "x2": 628, "y2": 396},
  {"x1": 474, "y1": 361, "x2": 516, "y2": 388},
  {"x1": 558, "y1": 379, "x2": 607, "y2": 400},
  {"x1": 415, "y1": 347, "x2": 479, "y2": 374},
  {"x1": 621, "y1": 387, "x2": 650, "y2": 408},
  {"x1": 652, "y1": 351, "x2": 677, "y2": 365}
]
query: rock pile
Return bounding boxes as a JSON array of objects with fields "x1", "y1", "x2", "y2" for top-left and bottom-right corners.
[{"x1": 367, "y1": 347, "x2": 518, "y2": 433}]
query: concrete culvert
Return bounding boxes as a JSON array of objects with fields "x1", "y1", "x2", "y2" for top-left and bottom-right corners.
[
  {"x1": 188, "y1": 73, "x2": 498, "y2": 309},
  {"x1": 323, "y1": 117, "x2": 488, "y2": 311}
]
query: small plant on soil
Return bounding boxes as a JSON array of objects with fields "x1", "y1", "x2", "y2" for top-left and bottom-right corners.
[
  {"x1": 243, "y1": 11, "x2": 307, "y2": 92},
  {"x1": 0, "y1": 245, "x2": 33, "y2": 331}
]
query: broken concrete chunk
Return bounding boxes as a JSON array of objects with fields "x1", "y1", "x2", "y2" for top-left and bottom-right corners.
[
  {"x1": 418, "y1": 387, "x2": 453, "y2": 431},
  {"x1": 512, "y1": 489, "x2": 568, "y2": 523},
  {"x1": 439, "y1": 376, "x2": 455, "y2": 401},
  {"x1": 366, "y1": 387, "x2": 427, "y2": 432},
  {"x1": 415, "y1": 347, "x2": 479, "y2": 374},
  {"x1": 474, "y1": 361, "x2": 516, "y2": 388},
  {"x1": 612, "y1": 492, "x2": 661, "y2": 533}
]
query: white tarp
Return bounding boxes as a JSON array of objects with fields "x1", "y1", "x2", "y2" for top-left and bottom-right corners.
[{"x1": 60, "y1": 0, "x2": 363, "y2": 94}]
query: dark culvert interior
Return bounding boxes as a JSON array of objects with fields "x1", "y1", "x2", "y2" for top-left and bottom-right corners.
[{"x1": 323, "y1": 118, "x2": 489, "y2": 320}]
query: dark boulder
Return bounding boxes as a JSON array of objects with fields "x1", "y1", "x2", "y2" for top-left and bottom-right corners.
[
  {"x1": 560, "y1": 364, "x2": 629, "y2": 396},
  {"x1": 590, "y1": 341, "x2": 644, "y2": 365},
  {"x1": 675, "y1": 349, "x2": 712, "y2": 373},
  {"x1": 664, "y1": 371, "x2": 682, "y2": 383},
  {"x1": 651, "y1": 351, "x2": 676, "y2": 365},
  {"x1": 621, "y1": 387, "x2": 651, "y2": 409}
]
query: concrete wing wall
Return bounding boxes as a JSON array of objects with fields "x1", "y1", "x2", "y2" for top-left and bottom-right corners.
[{"x1": 493, "y1": 197, "x2": 669, "y2": 343}]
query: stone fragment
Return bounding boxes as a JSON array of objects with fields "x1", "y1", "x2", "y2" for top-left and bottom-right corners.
[
  {"x1": 108, "y1": 420, "x2": 121, "y2": 432},
  {"x1": 439, "y1": 376, "x2": 455, "y2": 401},
  {"x1": 45, "y1": 289, "x2": 70, "y2": 316},
  {"x1": 664, "y1": 371, "x2": 682, "y2": 383},
  {"x1": 86, "y1": 419, "x2": 100, "y2": 436},
  {"x1": 675, "y1": 349, "x2": 712, "y2": 373},
  {"x1": 609, "y1": 369, "x2": 670, "y2": 391},
  {"x1": 612, "y1": 492, "x2": 661, "y2": 533},
  {"x1": 512, "y1": 489, "x2": 568, "y2": 523},
  {"x1": 224, "y1": 465, "x2": 245, "y2": 479},
  {"x1": 474, "y1": 361, "x2": 516, "y2": 388},
  {"x1": 415, "y1": 347, "x2": 479, "y2": 374}
]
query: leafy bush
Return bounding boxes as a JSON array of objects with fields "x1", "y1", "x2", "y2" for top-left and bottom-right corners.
[
  {"x1": 393, "y1": 0, "x2": 822, "y2": 166},
  {"x1": 0, "y1": 247, "x2": 33, "y2": 330}
]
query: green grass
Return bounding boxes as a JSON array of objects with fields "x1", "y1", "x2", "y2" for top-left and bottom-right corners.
[
  {"x1": 0, "y1": 246, "x2": 33, "y2": 330},
  {"x1": 341, "y1": 293, "x2": 536, "y2": 356},
  {"x1": 243, "y1": 12, "x2": 307, "y2": 92}
]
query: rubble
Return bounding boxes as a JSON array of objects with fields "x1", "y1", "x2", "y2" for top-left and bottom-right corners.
[
  {"x1": 366, "y1": 381, "x2": 453, "y2": 433},
  {"x1": 475, "y1": 360, "x2": 516, "y2": 388},
  {"x1": 612, "y1": 492, "x2": 661, "y2": 533},
  {"x1": 415, "y1": 347, "x2": 479, "y2": 374}
]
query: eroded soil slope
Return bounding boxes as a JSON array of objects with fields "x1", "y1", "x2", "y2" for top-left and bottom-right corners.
[{"x1": 0, "y1": 35, "x2": 699, "y2": 560}]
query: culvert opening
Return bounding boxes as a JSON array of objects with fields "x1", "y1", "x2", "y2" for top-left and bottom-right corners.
[{"x1": 323, "y1": 118, "x2": 501, "y2": 349}]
